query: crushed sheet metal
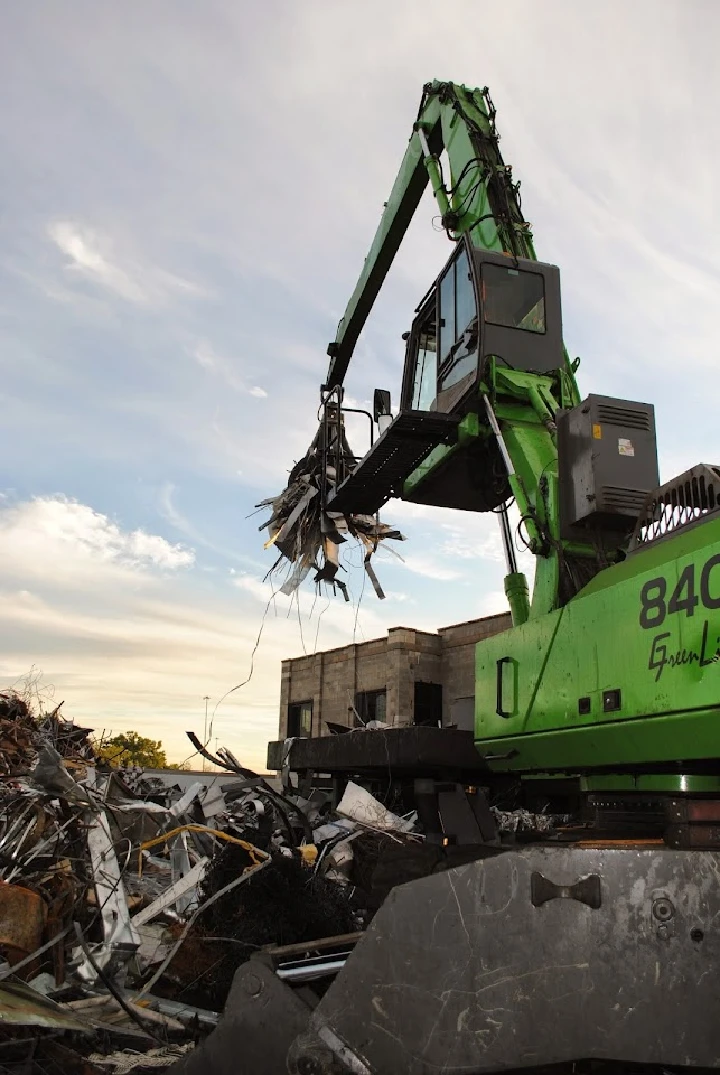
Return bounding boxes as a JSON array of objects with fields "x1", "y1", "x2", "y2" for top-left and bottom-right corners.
[
  {"x1": 134, "y1": 993, "x2": 219, "y2": 1029},
  {"x1": 133, "y1": 922, "x2": 170, "y2": 968},
  {"x1": 0, "y1": 979, "x2": 91, "y2": 1031},
  {"x1": 79, "y1": 808, "x2": 139, "y2": 979},
  {"x1": 110, "y1": 801, "x2": 172, "y2": 816},
  {"x1": 169, "y1": 830, "x2": 194, "y2": 915},
  {"x1": 32, "y1": 743, "x2": 96, "y2": 807},
  {"x1": 199, "y1": 782, "x2": 226, "y2": 819},
  {"x1": 258, "y1": 418, "x2": 404, "y2": 599},
  {"x1": 169, "y1": 782, "x2": 205, "y2": 818},
  {"x1": 133, "y1": 857, "x2": 209, "y2": 926},
  {"x1": 337, "y1": 781, "x2": 415, "y2": 832}
]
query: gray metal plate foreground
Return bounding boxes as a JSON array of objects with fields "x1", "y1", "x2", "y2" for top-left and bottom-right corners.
[
  {"x1": 166, "y1": 959, "x2": 311, "y2": 1075},
  {"x1": 288, "y1": 848, "x2": 720, "y2": 1073}
]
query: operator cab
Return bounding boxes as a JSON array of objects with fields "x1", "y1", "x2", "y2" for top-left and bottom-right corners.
[
  {"x1": 327, "y1": 240, "x2": 564, "y2": 515},
  {"x1": 401, "y1": 241, "x2": 562, "y2": 419}
]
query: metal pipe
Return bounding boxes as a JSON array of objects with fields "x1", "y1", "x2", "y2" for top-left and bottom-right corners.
[
  {"x1": 483, "y1": 394, "x2": 543, "y2": 556},
  {"x1": 482, "y1": 395, "x2": 515, "y2": 474},
  {"x1": 276, "y1": 957, "x2": 348, "y2": 983},
  {"x1": 497, "y1": 503, "x2": 517, "y2": 575},
  {"x1": 415, "y1": 126, "x2": 452, "y2": 221}
]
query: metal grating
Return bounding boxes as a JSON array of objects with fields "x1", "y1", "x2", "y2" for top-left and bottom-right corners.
[
  {"x1": 596, "y1": 403, "x2": 652, "y2": 431},
  {"x1": 629, "y1": 463, "x2": 720, "y2": 550},
  {"x1": 327, "y1": 411, "x2": 459, "y2": 516}
]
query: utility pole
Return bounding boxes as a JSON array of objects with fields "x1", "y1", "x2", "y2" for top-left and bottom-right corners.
[{"x1": 202, "y1": 696, "x2": 210, "y2": 773}]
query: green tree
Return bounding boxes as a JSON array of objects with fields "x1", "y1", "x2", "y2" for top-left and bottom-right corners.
[{"x1": 94, "y1": 731, "x2": 168, "y2": 769}]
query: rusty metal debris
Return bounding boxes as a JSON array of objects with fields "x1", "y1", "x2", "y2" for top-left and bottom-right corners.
[{"x1": 257, "y1": 415, "x2": 404, "y2": 599}]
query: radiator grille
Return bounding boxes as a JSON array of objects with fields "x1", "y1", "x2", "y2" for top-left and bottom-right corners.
[{"x1": 630, "y1": 464, "x2": 720, "y2": 549}]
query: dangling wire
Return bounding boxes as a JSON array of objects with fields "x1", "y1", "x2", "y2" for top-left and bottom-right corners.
[
  {"x1": 296, "y1": 588, "x2": 307, "y2": 655},
  {"x1": 313, "y1": 593, "x2": 331, "y2": 653},
  {"x1": 352, "y1": 543, "x2": 368, "y2": 646}
]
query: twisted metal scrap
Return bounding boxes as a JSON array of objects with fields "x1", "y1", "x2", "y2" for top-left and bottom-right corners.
[{"x1": 257, "y1": 421, "x2": 404, "y2": 600}]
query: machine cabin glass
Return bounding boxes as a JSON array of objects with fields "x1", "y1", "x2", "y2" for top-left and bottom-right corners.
[
  {"x1": 403, "y1": 243, "x2": 480, "y2": 415},
  {"x1": 482, "y1": 263, "x2": 545, "y2": 334},
  {"x1": 409, "y1": 305, "x2": 438, "y2": 411},
  {"x1": 437, "y1": 247, "x2": 479, "y2": 411}
]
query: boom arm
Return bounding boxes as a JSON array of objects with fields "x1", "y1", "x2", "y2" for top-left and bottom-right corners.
[{"x1": 325, "y1": 82, "x2": 536, "y2": 390}]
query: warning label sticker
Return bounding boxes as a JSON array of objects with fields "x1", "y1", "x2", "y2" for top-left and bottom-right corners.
[{"x1": 618, "y1": 438, "x2": 635, "y2": 457}]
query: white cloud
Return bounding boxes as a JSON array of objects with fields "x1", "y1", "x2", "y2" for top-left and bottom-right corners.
[
  {"x1": 48, "y1": 220, "x2": 206, "y2": 306},
  {"x1": 233, "y1": 574, "x2": 279, "y2": 604},
  {"x1": 0, "y1": 496, "x2": 194, "y2": 582},
  {"x1": 124, "y1": 529, "x2": 193, "y2": 569},
  {"x1": 439, "y1": 527, "x2": 505, "y2": 563},
  {"x1": 390, "y1": 553, "x2": 462, "y2": 583},
  {"x1": 384, "y1": 500, "x2": 459, "y2": 525},
  {"x1": 386, "y1": 498, "x2": 535, "y2": 581},
  {"x1": 476, "y1": 590, "x2": 510, "y2": 618}
]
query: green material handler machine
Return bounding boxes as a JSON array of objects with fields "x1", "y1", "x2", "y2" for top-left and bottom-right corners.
[{"x1": 322, "y1": 80, "x2": 720, "y2": 805}]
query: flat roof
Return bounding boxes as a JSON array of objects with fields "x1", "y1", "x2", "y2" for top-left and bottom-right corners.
[
  {"x1": 438, "y1": 610, "x2": 511, "y2": 632},
  {"x1": 283, "y1": 610, "x2": 511, "y2": 663}
]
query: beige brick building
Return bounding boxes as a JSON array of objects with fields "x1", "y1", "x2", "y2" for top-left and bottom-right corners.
[{"x1": 278, "y1": 612, "x2": 511, "y2": 739}]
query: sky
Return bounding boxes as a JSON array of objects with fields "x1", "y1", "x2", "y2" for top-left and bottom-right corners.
[{"x1": 1, "y1": 0, "x2": 719, "y2": 770}]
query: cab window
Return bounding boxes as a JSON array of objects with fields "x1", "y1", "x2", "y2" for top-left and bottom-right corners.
[
  {"x1": 483, "y1": 263, "x2": 545, "y2": 333},
  {"x1": 437, "y1": 247, "x2": 479, "y2": 397},
  {"x1": 409, "y1": 309, "x2": 437, "y2": 411}
]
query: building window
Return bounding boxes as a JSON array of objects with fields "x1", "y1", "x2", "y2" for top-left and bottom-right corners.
[
  {"x1": 413, "y1": 681, "x2": 442, "y2": 727},
  {"x1": 354, "y1": 689, "x2": 386, "y2": 725},
  {"x1": 287, "y1": 700, "x2": 313, "y2": 738}
]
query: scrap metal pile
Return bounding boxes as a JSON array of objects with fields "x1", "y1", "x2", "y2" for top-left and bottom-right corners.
[
  {"x1": 0, "y1": 694, "x2": 356, "y2": 1073},
  {"x1": 257, "y1": 412, "x2": 404, "y2": 600},
  {"x1": 0, "y1": 696, "x2": 435, "y2": 1074},
  {"x1": 0, "y1": 692, "x2": 574, "y2": 1073}
]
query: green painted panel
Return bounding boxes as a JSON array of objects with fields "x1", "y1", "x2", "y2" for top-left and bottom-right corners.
[{"x1": 476, "y1": 516, "x2": 720, "y2": 772}]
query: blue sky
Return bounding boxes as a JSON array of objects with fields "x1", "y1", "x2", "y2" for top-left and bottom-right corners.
[{"x1": 1, "y1": 0, "x2": 718, "y2": 769}]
